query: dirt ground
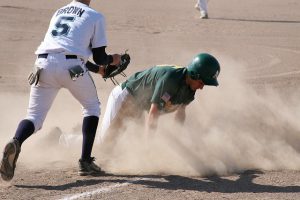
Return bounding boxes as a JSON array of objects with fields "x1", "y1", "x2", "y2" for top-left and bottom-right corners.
[{"x1": 0, "y1": 0, "x2": 300, "y2": 199}]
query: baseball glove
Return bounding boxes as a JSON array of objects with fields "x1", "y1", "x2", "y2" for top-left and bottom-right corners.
[{"x1": 103, "y1": 50, "x2": 130, "y2": 85}]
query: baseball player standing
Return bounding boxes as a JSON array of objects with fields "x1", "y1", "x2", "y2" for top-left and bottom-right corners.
[
  {"x1": 0, "y1": 0, "x2": 122, "y2": 181},
  {"x1": 98, "y1": 53, "x2": 220, "y2": 145},
  {"x1": 195, "y1": 0, "x2": 209, "y2": 19}
]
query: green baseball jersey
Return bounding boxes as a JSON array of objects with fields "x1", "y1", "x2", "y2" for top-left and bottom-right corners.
[{"x1": 122, "y1": 65, "x2": 196, "y2": 112}]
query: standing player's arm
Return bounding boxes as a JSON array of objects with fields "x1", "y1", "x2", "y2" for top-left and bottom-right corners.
[
  {"x1": 85, "y1": 61, "x2": 103, "y2": 74},
  {"x1": 146, "y1": 103, "x2": 160, "y2": 133},
  {"x1": 92, "y1": 46, "x2": 121, "y2": 66},
  {"x1": 86, "y1": 46, "x2": 121, "y2": 75},
  {"x1": 175, "y1": 105, "x2": 186, "y2": 125}
]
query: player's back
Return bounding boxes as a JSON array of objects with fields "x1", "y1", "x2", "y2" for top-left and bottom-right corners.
[
  {"x1": 35, "y1": 1, "x2": 107, "y2": 61},
  {"x1": 125, "y1": 65, "x2": 186, "y2": 87}
]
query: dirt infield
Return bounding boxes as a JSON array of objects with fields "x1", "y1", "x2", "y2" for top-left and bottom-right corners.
[{"x1": 0, "y1": 0, "x2": 300, "y2": 199}]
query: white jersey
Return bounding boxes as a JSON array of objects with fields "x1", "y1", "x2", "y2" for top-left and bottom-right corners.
[{"x1": 35, "y1": 1, "x2": 107, "y2": 61}]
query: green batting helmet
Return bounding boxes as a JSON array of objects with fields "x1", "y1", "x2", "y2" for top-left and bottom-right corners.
[{"x1": 187, "y1": 53, "x2": 220, "y2": 86}]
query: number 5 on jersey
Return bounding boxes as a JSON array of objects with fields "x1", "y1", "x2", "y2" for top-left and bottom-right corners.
[{"x1": 51, "y1": 16, "x2": 75, "y2": 37}]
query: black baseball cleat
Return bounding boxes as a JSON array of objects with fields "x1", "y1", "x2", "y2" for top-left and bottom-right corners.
[
  {"x1": 0, "y1": 139, "x2": 21, "y2": 181},
  {"x1": 78, "y1": 157, "x2": 105, "y2": 176}
]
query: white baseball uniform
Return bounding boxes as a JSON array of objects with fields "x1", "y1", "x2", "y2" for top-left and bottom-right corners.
[{"x1": 27, "y1": 1, "x2": 107, "y2": 132}]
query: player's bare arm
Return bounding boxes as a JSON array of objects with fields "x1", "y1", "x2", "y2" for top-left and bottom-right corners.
[
  {"x1": 146, "y1": 103, "x2": 160, "y2": 133},
  {"x1": 174, "y1": 105, "x2": 186, "y2": 124}
]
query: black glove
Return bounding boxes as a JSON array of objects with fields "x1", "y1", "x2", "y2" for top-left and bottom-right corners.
[{"x1": 103, "y1": 52, "x2": 130, "y2": 79}]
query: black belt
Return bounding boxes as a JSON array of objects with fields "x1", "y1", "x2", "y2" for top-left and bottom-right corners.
[{"x1": 38, "y1": 54, "x2": 77, "y2": 59}]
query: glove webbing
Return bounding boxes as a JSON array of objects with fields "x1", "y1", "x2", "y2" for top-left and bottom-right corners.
[{"x1": 104, "y1": 71, "x2": 127, "y2": 85}]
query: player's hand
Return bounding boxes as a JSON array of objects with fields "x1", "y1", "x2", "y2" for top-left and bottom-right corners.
[
  {"x1": 145, "y1": 103, "x2": 159, "y2": 134},
  {"x1": 110, "y1": 54, "x2": 121, "y2": 66},
  {"x1": 102, "y1": 52, "x2": 131, "y2": 83}
]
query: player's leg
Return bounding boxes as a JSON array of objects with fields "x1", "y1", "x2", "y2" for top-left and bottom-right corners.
[
  {"x1": 99, "y1": 85, "x2": 130, "y2": 143},
  {"x1": 96, "y1": 85, "x2": 131, "y2": 157},
  {"x1": 199, "y1": 0, "x2": 208, "y2": 19},
  {"x1": 0, "y1": 66, "x2": 59, "y2": 181},
  {"x1": 65, "y1": 70, "x2": 102, "y2": 175},
  {"x1": 99, "y1": 86, "x2": 143, "y2": 157}
]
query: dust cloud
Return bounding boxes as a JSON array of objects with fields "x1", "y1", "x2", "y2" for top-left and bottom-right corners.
[
  {"x1": 1, "y1": 56, "x2": 300, "y2": 176},
  {"x1": 96, "y1": 55, "x2": 300, "y2": 176}
]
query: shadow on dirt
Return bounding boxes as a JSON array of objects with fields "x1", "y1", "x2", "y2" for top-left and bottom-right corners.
[
  {"x1": 14, "y1": 170, "x2": 300, "y2": 193},
  {"x1": 131, "y1": 170, "x2": 300, "y2": 193},
  {"x1": 14, "y1": 178, "x2": 127, "y2": 191}
]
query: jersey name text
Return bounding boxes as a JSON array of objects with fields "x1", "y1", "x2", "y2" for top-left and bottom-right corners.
[{"x1": 56, "y1": 6, "x2": 85, "y2": 17}]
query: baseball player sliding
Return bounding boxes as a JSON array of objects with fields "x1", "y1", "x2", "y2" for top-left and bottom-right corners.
[
  {"x1": 98, "y1": 53, "x2": 221, "y2": 146},
  {"x1": 0, "y1": 0, "x2": 126, "y2": 181}
]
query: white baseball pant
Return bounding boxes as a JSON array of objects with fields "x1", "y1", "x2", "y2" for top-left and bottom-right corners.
[
  {"x1": 26, "y1": 53, "x2": 100, "y2": 132},
  {"x1": 97, "y1": 85, "x2": 129, "y2": 143}
]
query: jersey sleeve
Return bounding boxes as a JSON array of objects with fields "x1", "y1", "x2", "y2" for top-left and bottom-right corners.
[
  {"x1": 151, "y1": 75, "x2": 177, "y2": 110},
  {"x1": 91, "y1": 14, "x2": 108, "y2": 48}
]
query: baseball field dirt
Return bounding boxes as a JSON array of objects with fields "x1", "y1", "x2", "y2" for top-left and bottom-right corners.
[{"x1": 1, "y1": 0, "x2": 300, "y2": 199}]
